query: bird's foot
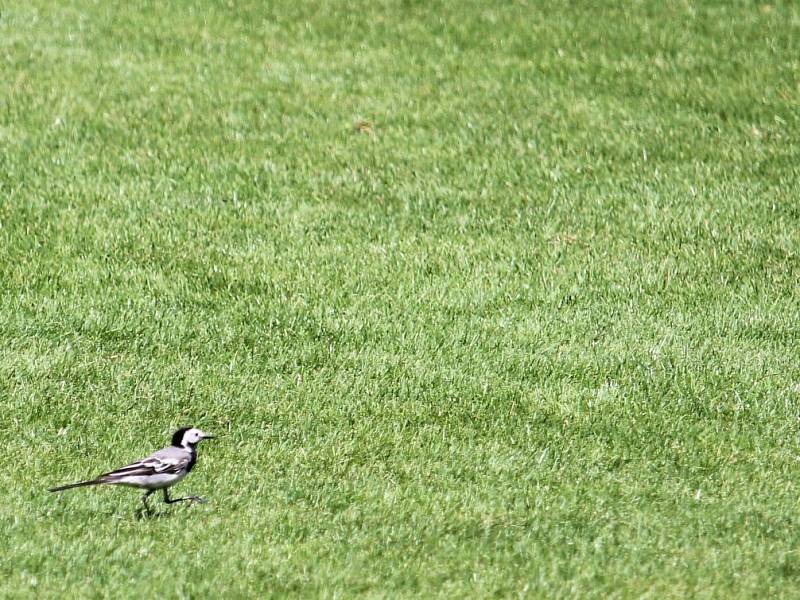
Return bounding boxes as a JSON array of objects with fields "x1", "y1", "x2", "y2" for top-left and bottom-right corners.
[{"x1": 163, "y1": 491, "x2": 207, "y2": 505}]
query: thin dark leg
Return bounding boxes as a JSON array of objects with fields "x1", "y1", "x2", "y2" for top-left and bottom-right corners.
[
  {"x1": 137, "y1": 489, "x2": 155, "y2": 517},
  {"x1": 163, "y1": 488, "x2": 206, "y2": 505}
]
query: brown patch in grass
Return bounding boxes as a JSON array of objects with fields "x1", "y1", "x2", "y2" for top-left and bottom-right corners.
[{"x1": 353, "y1": 119, "x2": 374, "y2": 134}]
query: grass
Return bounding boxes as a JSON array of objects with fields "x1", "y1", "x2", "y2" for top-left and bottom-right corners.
[{"x1": 1, "y1": 0, "x2": 800, "y2": 597}]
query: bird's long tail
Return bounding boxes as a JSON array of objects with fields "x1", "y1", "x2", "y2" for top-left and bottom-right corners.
[{"x1": 49, "y1": 479, "x2": 103, "y2": 492}]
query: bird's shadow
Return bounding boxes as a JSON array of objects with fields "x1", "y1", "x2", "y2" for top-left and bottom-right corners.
[
  {"x1": 47, "y1": 490, "x2": 209, "y2": 521},
  {"x1": 134, "y1": 501, "x2": 209, "y2": 521},
  {"x1": 134, "y1": 507, "x2": 178, "y2": 521}
]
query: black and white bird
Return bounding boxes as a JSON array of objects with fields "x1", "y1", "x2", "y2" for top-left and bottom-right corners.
[{"x1": 49, "y1": 427, "x2": 214, "y2": 512}]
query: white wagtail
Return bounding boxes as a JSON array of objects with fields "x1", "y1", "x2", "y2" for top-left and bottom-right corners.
[{"x1": 49, "y1": 427, "x2": 214, "y2": 512}]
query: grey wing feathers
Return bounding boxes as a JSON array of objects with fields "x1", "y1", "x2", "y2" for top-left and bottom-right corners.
[{"x1": 97, "y1": 447, "x2": 189, "y2": 482}]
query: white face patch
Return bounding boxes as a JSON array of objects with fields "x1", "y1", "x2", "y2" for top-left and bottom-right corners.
[
  {"x1": 184, "y1": 429, "x2": 203, "y2": 445},
  {"x1": 181, "y1": 428, "x2": 211, "y2": 446}
]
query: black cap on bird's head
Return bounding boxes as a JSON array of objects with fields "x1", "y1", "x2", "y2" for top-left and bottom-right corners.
[{"x1": 172, "y1": 427, "x2": 215, "y2": 448}]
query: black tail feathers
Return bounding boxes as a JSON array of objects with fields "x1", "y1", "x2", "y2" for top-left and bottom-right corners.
[{"x1": 49, "y1": 479, "x2": 103, "y2": 493}]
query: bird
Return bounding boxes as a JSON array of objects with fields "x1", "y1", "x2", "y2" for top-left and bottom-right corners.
[{"x1": 49, "y1": 427, "x2": 214, "y2": 512}]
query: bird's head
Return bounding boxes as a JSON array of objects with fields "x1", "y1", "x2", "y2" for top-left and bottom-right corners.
[{"x1": 172, "y1": 427, "x2": 214, "y2": 448}]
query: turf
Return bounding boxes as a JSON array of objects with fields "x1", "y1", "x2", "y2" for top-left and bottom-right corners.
[{"x1": 1, "y1": 0, "x2": 800, "y2": 597}]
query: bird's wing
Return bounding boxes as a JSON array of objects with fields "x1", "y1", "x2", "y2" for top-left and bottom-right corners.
[{"x1": 97, "y1": 449, "x2": 190, "y2": 482}]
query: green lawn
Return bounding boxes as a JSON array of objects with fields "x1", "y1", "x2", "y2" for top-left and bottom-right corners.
[{"x1": 2, "y1": 0, "x2": 800, "y2": 597}]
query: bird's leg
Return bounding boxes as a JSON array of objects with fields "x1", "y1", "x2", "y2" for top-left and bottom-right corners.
[
  {"x1": 137, "y1": 489, "x2": 155, "y2": 517},
  {"x1": 163, "y1": 489, "x2": 206, "y2": 505}
]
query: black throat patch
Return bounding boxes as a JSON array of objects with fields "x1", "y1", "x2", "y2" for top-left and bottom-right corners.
[{"x1": 186, "y1": 446, "x2": 198, "y2": 472}]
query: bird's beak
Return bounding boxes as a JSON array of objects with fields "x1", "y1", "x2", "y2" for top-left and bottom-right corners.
[{"x1": 202, "y1": 432, "x2": 215, "y2": 440}]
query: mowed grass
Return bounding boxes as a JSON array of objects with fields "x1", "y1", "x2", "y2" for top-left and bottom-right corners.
[{"x1": 1, "y1": 0, "x2": 800, "y2": 596}]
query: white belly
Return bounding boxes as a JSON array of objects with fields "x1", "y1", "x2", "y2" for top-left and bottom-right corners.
[{"x1": 112, "y1": 472, "x2": 186, "y2": 490}]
